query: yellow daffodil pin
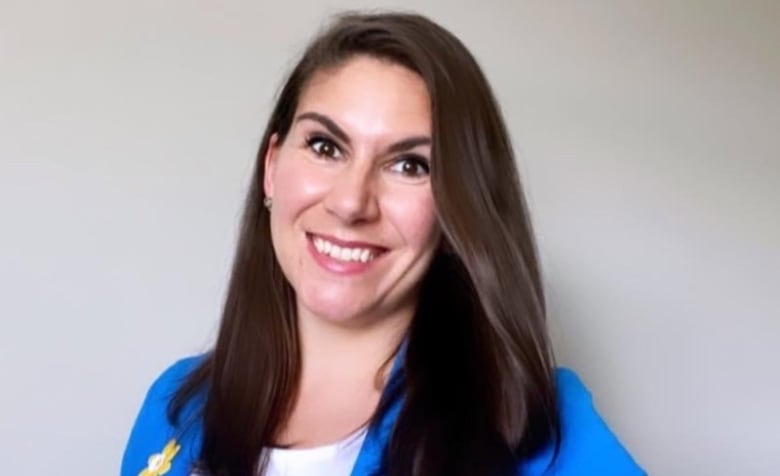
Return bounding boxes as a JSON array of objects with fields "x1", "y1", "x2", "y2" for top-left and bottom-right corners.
[{"x1": 139, "y1": 439, "x2": 180, "y2": 476}]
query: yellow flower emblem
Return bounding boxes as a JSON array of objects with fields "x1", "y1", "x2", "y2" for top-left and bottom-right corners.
[{"x1": 139, "y1": 439, "x2": 180, "y2": 476}]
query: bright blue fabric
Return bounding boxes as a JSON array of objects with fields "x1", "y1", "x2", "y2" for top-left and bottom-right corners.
[{"x1": 121, "y1": 356, "x2": 645, "y2": 475}]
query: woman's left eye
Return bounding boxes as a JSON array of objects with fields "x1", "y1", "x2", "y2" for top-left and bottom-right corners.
[{"x1": 389, "y1": 156, "x2": 430, "y2": 178}]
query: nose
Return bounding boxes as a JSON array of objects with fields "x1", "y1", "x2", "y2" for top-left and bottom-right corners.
[{"x1": 323, "y1": 160, "x2": 380, "y2": 224}]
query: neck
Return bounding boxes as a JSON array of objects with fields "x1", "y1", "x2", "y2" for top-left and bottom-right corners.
[{"x1": 296, "y1": 305, "x2": 412, "y2": 386}]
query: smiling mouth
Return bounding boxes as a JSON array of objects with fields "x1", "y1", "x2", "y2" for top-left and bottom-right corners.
[{"x1": 308, "y1": 233, "x2": 386, "y2": 264}]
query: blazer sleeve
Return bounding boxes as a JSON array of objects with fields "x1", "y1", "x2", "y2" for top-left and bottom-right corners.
[
  {"x1": 121, "y1": 356, "x2": 204, "y2": 476},
  {"x1": 519, "y1": 368, "x2": 646, "y2": 476}
]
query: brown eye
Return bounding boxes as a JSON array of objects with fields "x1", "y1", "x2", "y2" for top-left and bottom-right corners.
[
  {"x1": 390, "y1": 156, "x2": 430, "y2": 178},
  {"x1": 307, "y1": 136, "x2": 342, "y2": 159}
]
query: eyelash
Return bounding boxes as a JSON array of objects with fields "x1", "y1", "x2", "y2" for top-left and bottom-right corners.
[
  {"x1": 305, "y1": 134, "x2": 342, "y2": 159},
  {"x1": 304, "y1": 133, "x2": 431, "y2": 178},
  {"x1": 389, "y1": 156, "x2": 430, "y2": 178}
]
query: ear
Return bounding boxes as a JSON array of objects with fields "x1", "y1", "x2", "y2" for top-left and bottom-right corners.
[{"x1": 263, "y1": 133, "x2": 280, "y2": 199}]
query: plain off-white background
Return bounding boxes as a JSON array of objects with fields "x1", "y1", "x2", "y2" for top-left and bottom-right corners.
[{"x1": 1, "y1": 0, "x2": 778, "y2": 474}]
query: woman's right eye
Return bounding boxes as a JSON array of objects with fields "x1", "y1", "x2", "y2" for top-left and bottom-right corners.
[{"x1": 306, "y1": 136, "x2": 342, "y2": 159}]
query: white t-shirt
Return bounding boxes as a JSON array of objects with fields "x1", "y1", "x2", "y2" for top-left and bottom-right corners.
[{"x1": 263, "y1": 427, "x2": 368, "y2": 476}]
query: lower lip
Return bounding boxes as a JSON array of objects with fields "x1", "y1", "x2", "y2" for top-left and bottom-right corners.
[{"x1": 307, "y1": 235, "x2": 381, "y2": 276}]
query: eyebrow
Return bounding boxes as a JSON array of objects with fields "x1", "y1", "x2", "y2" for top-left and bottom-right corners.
[{"x1": 295, "y1": 111, "x2": 432, "y2": 154}]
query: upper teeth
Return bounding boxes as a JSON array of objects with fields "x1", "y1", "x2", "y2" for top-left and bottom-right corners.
[{"x1": 313, "y1": 237, "x2": 376, "y2": 263}]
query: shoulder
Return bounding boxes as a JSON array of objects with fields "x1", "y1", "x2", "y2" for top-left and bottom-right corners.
[
  {"x1": 519, "y1": 368, "x2": 646, "y2": 475},
  {"x1": 121, "y1": 355, "x2": 207, "y2": 476}
]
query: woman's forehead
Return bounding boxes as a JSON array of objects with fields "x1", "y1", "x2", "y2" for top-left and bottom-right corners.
[{"x1": 294, "y1": 56, "x2": 432, "y2": 141}]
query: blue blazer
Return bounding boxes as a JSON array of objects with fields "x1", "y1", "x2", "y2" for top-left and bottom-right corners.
[{"x1": 122, "y1": 356, "x2": 645, "y2": 476}]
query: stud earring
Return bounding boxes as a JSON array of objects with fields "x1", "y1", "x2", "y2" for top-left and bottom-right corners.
[{"x1": 263, "y1": 196, "x2": 273, "y2": 209}]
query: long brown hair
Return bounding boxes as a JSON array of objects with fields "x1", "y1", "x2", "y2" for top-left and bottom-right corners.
[{"x1": 170, "y1": 11, "x2": 560, "y2": 476}]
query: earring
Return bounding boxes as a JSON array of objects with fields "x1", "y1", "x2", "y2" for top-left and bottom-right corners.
[{"x1": 263, "y1": 196, "x2": 273, "y2": 209}]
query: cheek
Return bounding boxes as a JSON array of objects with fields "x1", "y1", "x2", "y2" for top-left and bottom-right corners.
[
  {"x1": 272, "y1": 153, "x2": 329, "y2": 216},
  {"x1": 383, "y1": 189, "x2": 439, "y2": 249}
]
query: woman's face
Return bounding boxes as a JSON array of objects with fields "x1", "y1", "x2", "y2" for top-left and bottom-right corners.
[{"x1": 264, "y1": 55, "x2": 440, "y2": 326}]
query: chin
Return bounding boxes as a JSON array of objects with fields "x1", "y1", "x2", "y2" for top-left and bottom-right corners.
[{"x1": 298, "y1": 287, "x2": 371, "y2": 324}]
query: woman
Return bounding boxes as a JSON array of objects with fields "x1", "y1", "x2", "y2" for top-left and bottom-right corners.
[{"x1": 122, "y1": 12, "x2": 644, "y2": 476}]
